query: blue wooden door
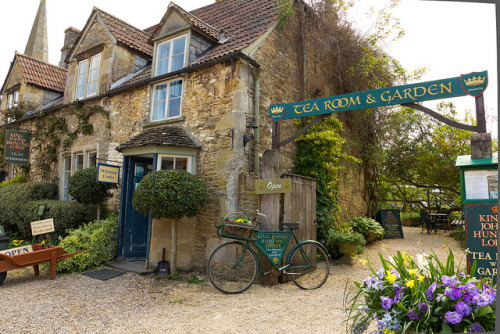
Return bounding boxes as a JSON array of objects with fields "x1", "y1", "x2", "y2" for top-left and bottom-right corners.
[{"x1": 123, "y1": 157, "x2": 153, "y2": 259}]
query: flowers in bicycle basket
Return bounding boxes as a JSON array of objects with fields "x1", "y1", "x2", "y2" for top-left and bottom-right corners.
[
  {"x1": 224, "y1": 216, "x2": 252, "y2": 225},
  {"x1": 344, "y1": 247, "x2": 496, "y2": 334}
]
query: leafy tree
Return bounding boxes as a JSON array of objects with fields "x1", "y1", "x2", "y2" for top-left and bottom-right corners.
[
  {"x1": 378, "y1": 102, "x2": 497, "y2": 210},
  {"x1": 68, "y1": 166, "x2": 118, "y2": 220},
  {"x1": 132, "y1": 169, "x2": 207, "y2": 275}
]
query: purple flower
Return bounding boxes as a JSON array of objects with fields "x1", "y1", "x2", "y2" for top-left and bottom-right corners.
[
  {"x1": 426, "y1": 282, "x2": 440, "y2": 301},
  {"x1": 473, "y1": 292, "x2": 492, "y2": 306},
  {"x1": 455, "y1": 301, "x2": 471, "y2": 316},
  {"x1": 363, "y1": 275, "x2": 375, "y2": 288},
  {"x1": 417, "y1": 302, "x2": 428, "y2": 314},
  {"x1": 406, "y1": 308, "x2": 419, "y2": 321},
  {"x1": 381, "y1": 296, "x2": 394, "y2": 310},
  {"x1": 450, "y1": 286, "x2": 463, "y2": 300},
  {"x1": 442, "y1": 275, "x2": 458, "y2": 286},
  {"x1": 393, "y1": 287, "x2": 405, "y2": 302},
  {"x1": 467, "y1": 324, "x2": 482, "y2": 332},
  {"x1": 463, "y1": 292, "x2": 473, "y2": 305},
  {"x1": 444, "y1": 311, "x2": 462, "y2": 324}
]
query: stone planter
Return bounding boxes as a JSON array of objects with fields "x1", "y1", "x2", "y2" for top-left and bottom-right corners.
[{"x1": 337, "y1": 243, "x2": 360, "y2": 265}]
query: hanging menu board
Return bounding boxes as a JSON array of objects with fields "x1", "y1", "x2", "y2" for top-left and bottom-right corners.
[
  {"x1": 464, "y1": 170, "x2": 498, "y2": 200},
  {"x1": 377, "y1": 209, "x2": 404, "y2": 239}
]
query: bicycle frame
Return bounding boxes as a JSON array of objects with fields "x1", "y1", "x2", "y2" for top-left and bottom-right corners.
[{"x1": 216, "y1": 224, "x2": 317, "y2": 273}]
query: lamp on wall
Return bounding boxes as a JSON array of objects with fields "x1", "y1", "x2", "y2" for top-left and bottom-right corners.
[
  {"x1": 215, "y1": 128, "x2": 234, "y2": 148},
  {"x1": 243, "y1": 123, "x2": 258, "y2": 147}
]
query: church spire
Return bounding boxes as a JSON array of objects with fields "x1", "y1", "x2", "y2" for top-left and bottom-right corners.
[{"x1": 24, "y1": 0, "x2": 48, "y2": 62}]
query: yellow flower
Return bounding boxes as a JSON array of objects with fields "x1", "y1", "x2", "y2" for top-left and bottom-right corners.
[
  {"x1": 359, "y1": 259, "x2": 367, "y2": 265},
  {"x1": 405, "y1": 279, "x2": 415, "y2": 288},
  {"x1": 383, "y1": 329, "x2": 395, "y2": 334},
  {"x1": 409, "y1": 268, "x2": 418, "y2": 276},
  {"x1": 442, "y1": 245, "x2": 447, "y2": 251},
  {"x1": 386, "y1": 272, "x2": 397, "y2": 284},
  {"x1": 417, "y1": 274, "x2": 425, "y2": 282},
  {"x1": 464, "y1": 248, "x2": 471, "y2": 254}
]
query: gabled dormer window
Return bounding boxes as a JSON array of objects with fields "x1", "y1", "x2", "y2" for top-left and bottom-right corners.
[
  {"x1": 76, "y1": 53, "x2": 101, "y2": 99},
  {"x1": 155, "y1": 35, "x2": 187, "y2": 76}
]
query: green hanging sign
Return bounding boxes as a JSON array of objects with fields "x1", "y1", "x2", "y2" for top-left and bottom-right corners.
[
  {"x1": 254, "y1": 231, "x2": 291, "y2": 265},
  {"x1": 269, "y1": 71, "x2": 488, "y2": 121},
  {"x1": 4, "y1": 130, "x2": 31, "y2": 165}
]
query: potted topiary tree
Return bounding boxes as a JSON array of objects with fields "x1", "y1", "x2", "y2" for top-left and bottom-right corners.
[
  {"x1": 132, "y1": 169, "x2": 207, "y2": 276},
  {"x1": 68, "y1": 166, "x2": 118, "y2": 220}
]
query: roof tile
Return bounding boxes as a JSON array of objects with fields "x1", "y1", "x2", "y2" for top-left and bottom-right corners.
[
  {"x1": 16, "y1": 53, "x2": 67, "y2": 92},
  {"x1": 116, "y1": 125, "x2": 201, "y2": 152}
]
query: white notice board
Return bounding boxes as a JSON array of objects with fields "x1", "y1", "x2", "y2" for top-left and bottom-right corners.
[{"x1": 464, "y1": 170, "x2": 498, "y2": 200}]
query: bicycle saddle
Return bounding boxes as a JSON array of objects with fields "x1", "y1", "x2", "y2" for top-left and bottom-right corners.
[{"x1": 281, "y1": 222, "x2": 299, "y2": 230}]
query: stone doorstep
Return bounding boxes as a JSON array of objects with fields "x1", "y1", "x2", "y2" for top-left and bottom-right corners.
[{"x1": 106, "y1": 259, "x2": 153, "y2": 275}]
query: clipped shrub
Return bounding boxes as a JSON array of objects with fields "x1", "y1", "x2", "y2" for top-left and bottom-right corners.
[
  {"x1": 68, "y1": 166, "x2": 118, "y2": 220},
  {"x1": 327, "y1": 230, "x2": 366, "y2": 245},
  {"x1": 11, "y1": 200, "x2": 98, "y2": 240},
  {"x1": 350, "y1": 216, "x2": 385, "y2": 241},
  {"x1": 57, "y1": 215, "x2": 118, "y2": 273}
]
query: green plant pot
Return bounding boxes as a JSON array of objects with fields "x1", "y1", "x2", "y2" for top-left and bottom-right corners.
[{"x1": 337, "y1": 243, "x2": 359, "y2": 256}]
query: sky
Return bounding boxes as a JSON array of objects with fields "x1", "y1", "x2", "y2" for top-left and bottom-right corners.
[{"x1": 0, "y1": 0, "x2": 497, "y2": 137}]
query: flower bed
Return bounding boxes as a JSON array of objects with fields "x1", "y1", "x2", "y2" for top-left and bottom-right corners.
[{"x1": 344, "y1": 247, "x2": 496, "y2": 333}]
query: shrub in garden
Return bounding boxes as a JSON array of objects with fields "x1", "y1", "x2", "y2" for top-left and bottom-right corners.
[
  {"x1": 132, "y1": 169, "x2": 206, "y2": 275},
  {"x1": 350, "y1": 216, "x2": 385, "y2": 241},
  {"x1": 68, "y1": 166, "x2": 118, "y2": 220},
  {"x1": 57, "y1": 215, "x2": 118, "y2": 272},
  {"x1": 344, "y1": 248, "x2": 496, "y2": 333}
]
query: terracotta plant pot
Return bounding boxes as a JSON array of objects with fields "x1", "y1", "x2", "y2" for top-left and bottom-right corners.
[{"x1": 367, "y1": 233, "x2": 374, "y2": 244}]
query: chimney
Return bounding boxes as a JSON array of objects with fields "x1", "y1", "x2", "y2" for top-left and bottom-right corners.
[{"x1": 59, "y1": 27, "x2": 81, "y2": 69}]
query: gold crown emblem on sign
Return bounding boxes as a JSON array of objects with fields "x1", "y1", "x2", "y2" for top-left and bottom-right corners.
[
  {"x1": 464, "y1": 76, "x2": 485, "y2": 86},
  {"x1": 492, "y1": 205, "x2": 498, "y2": 214},
  {"x1": 271, "y1": 106, "x2": 284, "y2": 114}
]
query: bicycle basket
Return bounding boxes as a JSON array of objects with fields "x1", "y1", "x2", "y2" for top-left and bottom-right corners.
[{"x1": 221, "y1": 212, "x2": 254, "y2": 238}]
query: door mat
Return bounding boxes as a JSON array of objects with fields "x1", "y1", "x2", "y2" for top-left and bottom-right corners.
[{"x1": 82, "y1": 269, "x2": 126, "y2": 281}]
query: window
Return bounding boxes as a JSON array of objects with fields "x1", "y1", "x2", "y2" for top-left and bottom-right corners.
[
  {"x1": 6, "y1": 91, "x2": 18, "y2": 123},
  {"x1": 75, "y1": 153, "x2": 84, "y2": 171},
  {"x1": 88, "y1": 152, "x2": 97, "y2": 168},
  {"x1": 76, "y1": 54, "x2": 101, "y2": 99},
  {"x1": 157, "y1": 154, "x2": 192, "y2": 173},
  {"x1": 63, "y1": 156, "x2": 71, "y2": 201},
  {"x1": 152, "y1": 79, "x2": 183, "y2": 121},
  {"x1": 156, "y1": 35, "x2": 186, "y2": 76}
]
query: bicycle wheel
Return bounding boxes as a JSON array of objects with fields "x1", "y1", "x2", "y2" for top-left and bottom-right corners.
[
  {"x1": 207, "y1": 241, "x2": 259, "y2": 294},
  {"x1": 287, "y1": 242, "x2": 330, "y2": 290}
]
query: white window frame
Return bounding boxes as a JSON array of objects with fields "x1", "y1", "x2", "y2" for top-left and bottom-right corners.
[
  {"x1": 151, "y1": 79, "x2": 183, "y2": 121},
  {"x1": 74, "y1": 153, "x2": 84, "y2": 172},
  {"x1": 63, "y1": 156, "x2": 72, "y2": 201},
  {"x1": 6, "y1": 91, "x2": 19, "y2": 123},
  {"x1": 75, "y1": 53, "x2": 101, "y2": 100},
  {"x1": 155, "y1": 34, "x2": 188, "y2": 76},
  {"x1": 157, "y1": 154, "x2": 192, "y2": 173}
]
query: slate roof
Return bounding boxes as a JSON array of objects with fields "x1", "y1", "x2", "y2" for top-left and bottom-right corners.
[
  {"x1": 116, "y1": 125, "x2": 202, "y2": 152},
  {"x1": 94, "y1": 7, "x2": 153, "y2": 57},
  {"x1": 5, "y1": 53, "x2": 67, "y2": 93}
]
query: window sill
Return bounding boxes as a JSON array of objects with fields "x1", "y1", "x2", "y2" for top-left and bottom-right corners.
[{"x1": 143, "y1": 116, "x2": 185, "y2": 129}]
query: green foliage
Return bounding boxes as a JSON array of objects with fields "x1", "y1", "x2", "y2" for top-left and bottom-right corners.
[
  {"x1": 132, "y1": 169, "x2": 207, "y2": 220},
  {"x1": 57, "y1": 215, "x2": 118, "y2": 273},
  {"x1": 345, "y1": 248, "x2": 496, "y2": 333},
  {"x1": 293, "y1": 114, "x2": 359, "y2": 246},
  {"x1": 277, "y1": 0, "x2": 294, "y2": 29},
  {"x1": 350, "y1": 216, "x2": 385, "y2": 241},
  {"x1": 68, "y1": 167, "x2": 118, "y2": 205},
  {"x1": 0, "y1": 174, "x2": 27, "y2": 187},
  {"x1": 186, "y1": 275, "x2": 205, "y2": 284},
  {"x1": 32, "y1": 101, "x2": 108, "y2": 181},
  {"x1": 327, "y1": 230, "x2": 366, "y2": 246}
]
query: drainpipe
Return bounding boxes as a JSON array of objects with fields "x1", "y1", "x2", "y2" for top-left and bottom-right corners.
[{"x1": 252, "y1": 67, "x2": 261, "y2": 176}]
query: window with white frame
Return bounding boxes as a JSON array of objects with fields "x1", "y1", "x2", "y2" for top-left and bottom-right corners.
[
  {"x1": 88, "y1": 152, "x2": 97, "y2": 168},
  {"x1": 157, "y1": 154, "x2": 192, "y2": 173},
  {"x1": 156, "y1": 35, "x2": 187, "y2": 76},
  {"x1": 152, "y1": 79, "x2": 183, "y2": 121},
  {"x1": 76, "y1": 53, "x2": 101, "y2": 99},
  {"x1": 6, "y1": 91, "x2": 19, "y2": 123},
  {"x1": 63, "y1": 156, "x2": 71, "y2": 201},
  {"x1": 75, "y1": 153, "x2": 84, "y2": 172}
]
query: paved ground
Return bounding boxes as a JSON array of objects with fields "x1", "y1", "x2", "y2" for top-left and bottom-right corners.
[{"x1": 0, "y1": 226, "x2": 464, "y2": 333}]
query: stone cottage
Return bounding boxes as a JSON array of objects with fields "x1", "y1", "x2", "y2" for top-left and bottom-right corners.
[{"x1": 0, "y1": 0, "x2": 370, "y2": 271}]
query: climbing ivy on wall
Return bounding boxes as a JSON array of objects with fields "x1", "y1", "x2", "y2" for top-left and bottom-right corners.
[{"x1": 32, "y1": 100, "x2": 109, "y2": 181}]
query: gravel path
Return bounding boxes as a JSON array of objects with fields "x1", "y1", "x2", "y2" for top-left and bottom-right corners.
[{"x1": 0, "y1": 226, "x2": 464, "y2": 333}]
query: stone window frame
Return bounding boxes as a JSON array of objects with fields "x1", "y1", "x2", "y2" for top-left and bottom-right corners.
[
  {"x1": 61, "y1": 149, "x2": 99, "y2": 201},
  {"x1": 62, "y1": 155, "x2": 72, "y2": 201},
  {"x1": 75, "y1": 53, "x2": 101, "y2": 100},
  {"x1": 150, "y1": 78, "x2": 184, "y2": 122}
]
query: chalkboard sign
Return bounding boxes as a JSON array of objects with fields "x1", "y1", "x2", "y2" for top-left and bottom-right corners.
[
  {"x1": 465, "y1": 203, "x2": 497, "y2": 283},
  {"x1": 377, "y1": 209, "x2": 404, "y2": 239}
]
